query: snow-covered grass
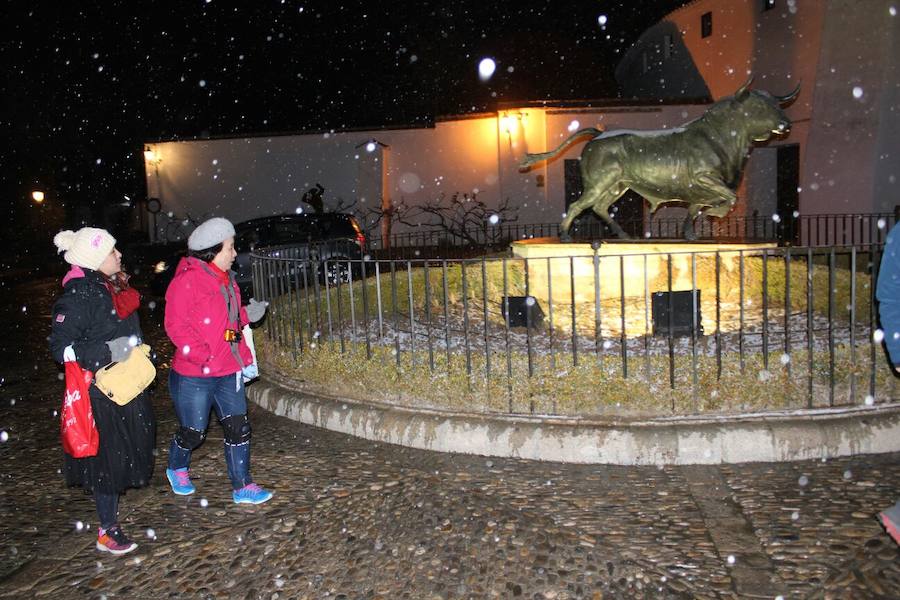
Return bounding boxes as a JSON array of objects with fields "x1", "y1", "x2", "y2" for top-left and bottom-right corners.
[{"x1": 255, "y1": 255, "x2": 894, "y2": 417}]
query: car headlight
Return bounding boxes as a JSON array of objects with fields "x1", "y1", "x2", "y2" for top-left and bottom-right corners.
[{"x1": 154, "y1": 261, "x2": 168, "y2": 274}]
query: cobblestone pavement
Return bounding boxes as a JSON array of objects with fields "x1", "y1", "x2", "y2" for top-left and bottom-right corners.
[{"x1": 0, "y1": 276, "x2": 898, "y2": 599}]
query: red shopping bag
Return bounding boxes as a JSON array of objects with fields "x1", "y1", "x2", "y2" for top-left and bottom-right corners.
[{"x1": 60, "y1": 361, "x2": 99, "y2": 458}]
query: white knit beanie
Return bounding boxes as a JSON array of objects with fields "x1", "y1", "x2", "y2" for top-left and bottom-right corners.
[
  {"x1": 53, "y1": 227, "x2": 116, "y2": 271},
  {"x1": 188, "y1": 217, "x2": 236, "y2": 251}
]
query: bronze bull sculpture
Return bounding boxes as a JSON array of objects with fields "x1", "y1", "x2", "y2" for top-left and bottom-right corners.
[{"x1": 519, "y1": 79, "x2": 799, "y2": 240}]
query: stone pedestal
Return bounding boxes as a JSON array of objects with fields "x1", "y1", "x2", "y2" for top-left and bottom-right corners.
[{"x1": 510, "y1": 238, "x2": 778, "y2": 325}]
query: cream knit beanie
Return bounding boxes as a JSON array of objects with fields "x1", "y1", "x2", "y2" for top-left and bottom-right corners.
[{"x1": 53, "y1": 227, "x2": 116, "y2": 271}]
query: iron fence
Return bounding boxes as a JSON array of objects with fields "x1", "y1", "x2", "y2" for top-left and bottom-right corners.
[
  {"x1": 368, "y1": 212, "x2": 897, "y2": 259},
  {"x1": 251, "y1": 239, "x2": 898, "y2": 417}
]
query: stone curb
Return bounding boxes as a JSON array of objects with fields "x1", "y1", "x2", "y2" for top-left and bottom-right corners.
[{"x1": 247, "y1": 374, "x2": 900, "y2": 465}]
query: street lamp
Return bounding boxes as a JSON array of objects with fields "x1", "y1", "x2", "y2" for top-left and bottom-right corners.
[
  {"x1": 143, "y1": 145, "x2": 163, "y2": 242},
  {"x1": 31, "y1": 190, "x2": 45, "y2": 203}
]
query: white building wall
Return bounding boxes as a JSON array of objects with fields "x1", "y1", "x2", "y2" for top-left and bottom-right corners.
[{"x1": 145, "y1": 103, "x2": 707, "y2": 241}]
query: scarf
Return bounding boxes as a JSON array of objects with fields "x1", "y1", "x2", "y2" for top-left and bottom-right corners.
[
  {"x1": 199, "y1": 260, "x2": 245, "y2": 371},
  {"x1": 207, "y1": 261, "x2": 231, "y2": 287},
  {"x1": 104, "y1": 271, "x2": 141, "y2": 319}
]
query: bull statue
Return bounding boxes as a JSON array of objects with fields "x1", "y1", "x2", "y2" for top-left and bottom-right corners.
[{"x1": 519, "y1": 78, "x2": 799, "y2": 241}]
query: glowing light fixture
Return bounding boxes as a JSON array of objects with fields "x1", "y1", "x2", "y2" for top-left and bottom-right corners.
[
  {"x1": 499, "y1": 113, "x2": 514, "y2": 136},
  {"x1": 143, "y1": 145, "x2": 159, "y2": 163}
]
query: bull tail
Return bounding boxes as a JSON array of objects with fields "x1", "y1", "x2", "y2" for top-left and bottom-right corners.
[{"x1": 518, "y1": 127, "x2": 603, "y2": 171}]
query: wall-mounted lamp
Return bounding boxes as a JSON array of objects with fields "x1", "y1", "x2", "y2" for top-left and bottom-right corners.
[
  {"x1": 499, "y1": 111, "x2": 527, "y2": 144},
  {"x1": 144, "y1": 145, "x2": 160, "y2": 164},
  {"x1": 31, "y1": 190, "x2": 45, "y2": 203},
  {"x1": 499, "y1": 113, "x2": 515, "y2": 137}
]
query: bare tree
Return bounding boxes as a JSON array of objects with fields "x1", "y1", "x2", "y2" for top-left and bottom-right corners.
[
  {"x1": 330, "y1": 196, "x2": 359, "y2": 215},
  {"x1": 413, "y1": 192, "x2": 518, "y2": 246},
  {"x1": 356, "y1": 197, "x2": 418, "y2": 248}
]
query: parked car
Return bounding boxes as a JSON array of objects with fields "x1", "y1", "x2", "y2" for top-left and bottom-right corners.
[{"x1": 148, "y1": 212, "x2": 367, "y2": 298}]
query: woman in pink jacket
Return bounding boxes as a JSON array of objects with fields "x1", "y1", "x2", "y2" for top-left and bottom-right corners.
[{"x1": 163, "y1": 217, "x2": 273, "y2": 504}]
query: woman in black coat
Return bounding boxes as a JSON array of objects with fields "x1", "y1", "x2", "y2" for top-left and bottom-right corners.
[{"x1": 48, "y1": 227, "x2": 156, "y2": 555}]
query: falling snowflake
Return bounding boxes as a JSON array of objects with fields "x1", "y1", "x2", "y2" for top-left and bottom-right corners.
[
  {"x1": 852, "y1": 86, "x2": 863, "y2": 99},
  {"x1": 200, "y1": 498, "x2": 209, "y2": 508},
  {"x1": 0, "y1": 431, "x2": 8, "y2": 442},
  {"x1": 798, "y1": 475, "x2": 809, "y2": 487},
  {"x1": 873, "y1": 329, "x2": 885, "y2": 343},
  {"x1": 477, "y1": 58, "x2": 496, "y2": 81}
]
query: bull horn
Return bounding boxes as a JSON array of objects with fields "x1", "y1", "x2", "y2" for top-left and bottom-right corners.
[
  {"x1": 775, "y1": 82, "x2": 801, "y2": 105},
  {"x1": 735, "y1": 74, "x2": 753, "y2": 97}
]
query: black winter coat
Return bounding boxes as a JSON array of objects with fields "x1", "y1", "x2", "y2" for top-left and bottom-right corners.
[{"x1": 49, "y1": 268, "x2": 156, "y2": 493}]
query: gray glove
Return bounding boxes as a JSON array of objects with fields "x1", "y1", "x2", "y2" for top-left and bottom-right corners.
[
  {"x1": 106, "y1": 336, "x2": 136, "y2": 363},
  {"x1": 245, "y1": 298, "x2": 269, "y2": 323}
]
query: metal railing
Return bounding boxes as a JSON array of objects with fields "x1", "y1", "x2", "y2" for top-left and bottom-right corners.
[
  {"x1": 367, "y1": 212, "x2": 897, "y2": 259},
  {"x1": 252, "y1": 241, "x2": 898, "y2": 417}
]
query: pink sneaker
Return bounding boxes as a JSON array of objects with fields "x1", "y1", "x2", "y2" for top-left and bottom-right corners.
[
  {"x1": 878, "y1": 502, "x2": 900, "y2": 546},
  {"x1": 96, "y1": 525, "x2": 138, "y2": 555}
]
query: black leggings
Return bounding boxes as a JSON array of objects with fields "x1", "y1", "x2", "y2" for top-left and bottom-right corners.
[{"x1": 93, "y1": 490, "x2": 119, "y2": 530}]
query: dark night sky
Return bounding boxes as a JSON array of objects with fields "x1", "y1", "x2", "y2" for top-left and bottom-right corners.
[{"x1": 3, "y1": 0, "x2": 687, "y2": 230}]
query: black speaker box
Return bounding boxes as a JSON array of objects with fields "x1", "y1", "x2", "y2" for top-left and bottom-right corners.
[
  {"x1": 651, "y1": 290, "x2": 703, "y2": 337},
  {"x1": 502, "y1": 296, "x2": 544, "y2": 328}
]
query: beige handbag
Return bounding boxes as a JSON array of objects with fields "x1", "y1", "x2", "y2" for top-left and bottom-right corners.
[{"x1": 94, "y1": 344, "x2": 156, "y2": 406}]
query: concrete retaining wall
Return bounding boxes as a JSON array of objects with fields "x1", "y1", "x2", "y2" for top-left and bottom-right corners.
[{"x1": 248, "y1": 374, "x2": 900, "y2": 465}]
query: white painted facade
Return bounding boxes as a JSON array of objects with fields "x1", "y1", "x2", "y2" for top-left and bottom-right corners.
[{"x1": 143, "y1": 103, "x2": 707, "y2": 242}]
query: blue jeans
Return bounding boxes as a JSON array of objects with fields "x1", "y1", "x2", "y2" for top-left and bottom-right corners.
[{"x1": 168, "y1": 371, "x2": 252, "y2": 489}]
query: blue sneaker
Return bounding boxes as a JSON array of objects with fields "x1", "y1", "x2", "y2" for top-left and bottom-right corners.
[
  {"x1": 233, "y1": 483, "x2": 274, "y2": 505},
  {"x1": 166, "y1": 468, "x2": 195, "y2": 495}
]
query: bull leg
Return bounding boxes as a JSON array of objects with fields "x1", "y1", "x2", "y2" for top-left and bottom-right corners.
[
  {"x1": 682, "y1": 204, "x2": 707, "y2": 241},
  {"x1": 692, "y1": 175, "x2": 738, "y2": 219},
  {"x1": 683, "y1": 175, "x2": 739, "y2": 239},
  {"x1": 704, "y1": 200, "x2": 735, "y2": 219},
  {"x1": 592, "y1": 185, "x2": 631, "y2": 240},
  {"x1": 560, "y1": 186, "x2": 605, "y2": 242}
]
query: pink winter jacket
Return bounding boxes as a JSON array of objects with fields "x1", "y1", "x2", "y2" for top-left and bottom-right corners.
[{"x1": 164, "y1": 257, "x2": 254, "y2": 377}]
